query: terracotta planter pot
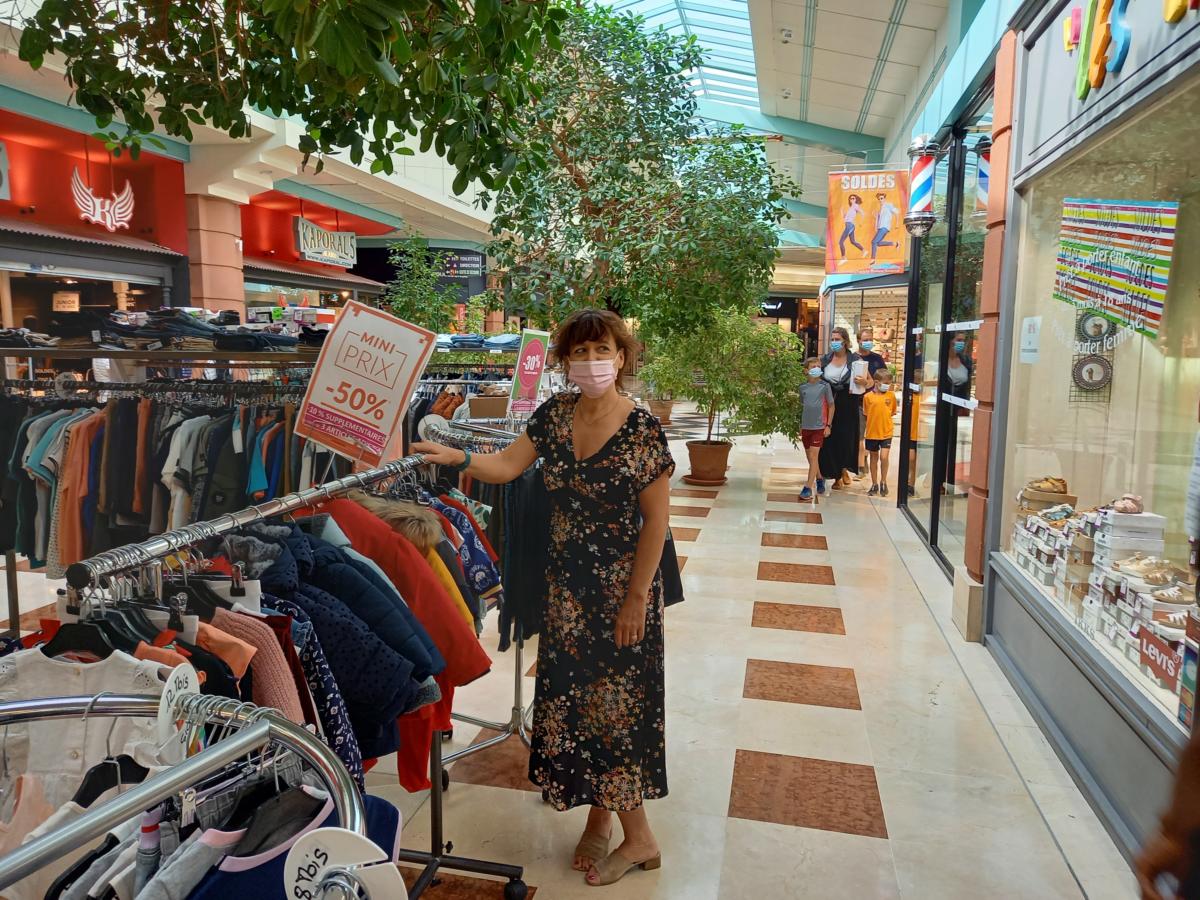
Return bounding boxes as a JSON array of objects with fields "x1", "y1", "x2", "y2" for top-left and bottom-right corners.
[
  {"x1": 647, "y1": 399, "x2": 675, "y2": 425},
  {"x1": 684, "y1": 439, "x2": 732, "y2": 486}
]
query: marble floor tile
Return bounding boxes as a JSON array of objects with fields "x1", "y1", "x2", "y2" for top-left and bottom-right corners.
[
  {"x1": 757, "y1": 560, "x2": 836, "y2": 585},
  {"x1": 448, "y1": 728, "x2": 536, "y2": 793},
  {"x1": 670, "y1": 505, "x2": 711, "y2": 518},
  {"x1": 671, "y1": 488, "x2": 719, "y2": 499},
  {"x1": 743, "y1": 658, "x2": 861, "y2": 709},
  {"x1": 719, "y1": 819, "x2": 899, "y2": 900},
  {"x1": 765, "y1": 492, "x2": 806, "y2": 502},
  {"x1": 760, "y1": 532, "x2": 828, "y2": 550},
  {"x1": 750, "y1": 601, "x2": 846, "y2": 635},
  {"x1": 764, "y1": 510, "x2": 823, "y2": 524},
  {"x1": 671, "y1": 526, "x2": 701, "y2": 542},
  {"x1": 398, "y1": 868, "x2": 538, "y2": 898},
  {"x1": 728, "y1": 749, "x2": 888, "y2": 839},
  {"x1": 734, "y1": 699, "x2": 874, "y2": 767}
]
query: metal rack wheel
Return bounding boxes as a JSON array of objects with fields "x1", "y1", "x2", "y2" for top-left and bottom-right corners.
[
  {"x1": 442, "y1": 769, "x2": 451, "y2": 792},
  {"x1": 504, "y1": 879, "x2": 529, "y2": 900}
]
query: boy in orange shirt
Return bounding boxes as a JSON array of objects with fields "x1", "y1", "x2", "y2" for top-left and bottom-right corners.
[{"x1": 862, "y1": 368, "x2": 898, "y2": 497}]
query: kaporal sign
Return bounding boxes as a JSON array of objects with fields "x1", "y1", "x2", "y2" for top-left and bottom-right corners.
[
  {"x1": 1067, "y1": 0, "x2": 1198, "y2": 101},
  {"x1": 294, "y1": 216, "x2": 357, "y2": 268}
]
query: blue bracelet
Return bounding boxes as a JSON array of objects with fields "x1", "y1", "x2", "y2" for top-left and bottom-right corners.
[{"x1": 453, "y1": 448, "x2": 472, "y2": 472}]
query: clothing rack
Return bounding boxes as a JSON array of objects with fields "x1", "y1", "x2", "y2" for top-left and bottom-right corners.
[
  {"x1": 420, "y1": 420, "x2": 535, "y2": 772},
  {"x1": 59, "y1": 454, "x2": 530, "y2": 900},
  {"x1": 0, "y1": 692, "x2": 371, "y2": 897}
]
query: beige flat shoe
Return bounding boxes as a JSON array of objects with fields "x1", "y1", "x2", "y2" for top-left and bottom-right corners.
[
  {"x1": 573, "y1": 831, "x2": 611, "y2": 873},
  {"x1": 586, "y1": 851, "x2": 662, "y2": 886}
]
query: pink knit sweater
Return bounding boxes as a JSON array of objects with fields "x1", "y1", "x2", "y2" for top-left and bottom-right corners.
[{"x1": 211, "y1": 608, "x2": 305, "y2": 724}]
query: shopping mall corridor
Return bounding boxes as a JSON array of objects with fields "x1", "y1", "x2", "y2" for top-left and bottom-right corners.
[{"x1": 364, "y1": 412, "x2": 1138, "y2": 899}]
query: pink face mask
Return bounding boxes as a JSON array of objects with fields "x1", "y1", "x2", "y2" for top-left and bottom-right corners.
[{"x1": 567, "y1": 359, "x2": 619, "y2": 398}]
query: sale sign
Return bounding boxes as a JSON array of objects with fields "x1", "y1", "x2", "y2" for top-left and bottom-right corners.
[
  {"x1": 825, "y1": 169, "x2": 910, "y2": 275},
  {"x1": 507, "y1": 329, "x2": 550, "y2": 416},
  {"x1": 295, "y1": 301, "x2": 435, "y2": 465}
]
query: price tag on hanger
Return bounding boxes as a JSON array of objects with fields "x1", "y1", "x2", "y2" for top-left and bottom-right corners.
[
  {"x1": 295, "y1": 300, "x2": 436, "y2": 467},
  {"x1": 489, "y1": 348, "x2": 503, "y2": 354},
  {"x1": 157, "y1": 662, "x2": 200, "y2": 764},
  {"x1": 508, "y1": 329, "x2": 550, "y2": 416}
]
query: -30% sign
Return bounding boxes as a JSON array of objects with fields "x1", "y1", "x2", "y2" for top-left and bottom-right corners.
[{"x1": 327, "y1": 381, "x2": 387, "y2": 421}]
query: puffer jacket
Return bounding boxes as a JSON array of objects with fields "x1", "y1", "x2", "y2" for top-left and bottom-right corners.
[
  {"x1": 228, "y1": 525, "x2": 418, "y2": 758},
  {"x1": 306, "y1": 533, "x2": 441, "y2": 682},
  {"x1": 300, "y1": 515, "x2": 445, "y2": 679}
]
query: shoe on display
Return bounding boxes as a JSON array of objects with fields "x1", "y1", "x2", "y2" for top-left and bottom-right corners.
[
  {"x1": 1112, "y1": 493, "x2": 1144, "y2": 514},
  {"x1": 1029, "y1": 476, "x2": 1069, "y2": 493},
  {"x1": 1152, "y1": 586, "x2": 1189, "y2": 604},
  {"x1": 868, "y1": 485, "x2": 879, "y2": 497}
]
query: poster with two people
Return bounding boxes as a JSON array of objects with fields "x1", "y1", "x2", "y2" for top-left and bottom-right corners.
[{"x1": 824, "y1": 170, "x2": 909, "y2": 275}]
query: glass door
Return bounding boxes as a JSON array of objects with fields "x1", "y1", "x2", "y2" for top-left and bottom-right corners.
[{"x1": 899, "y1": 88, "x2": 994, "y2": 571}]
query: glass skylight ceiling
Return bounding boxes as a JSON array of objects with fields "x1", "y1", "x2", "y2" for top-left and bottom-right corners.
[{"x1": 606, "y1": 0, "x2": 759, "y2": 107}]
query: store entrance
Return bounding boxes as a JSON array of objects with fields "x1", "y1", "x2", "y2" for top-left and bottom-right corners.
[{"x1": 899, "y1": 90, "x2": 993, "y2": 573}]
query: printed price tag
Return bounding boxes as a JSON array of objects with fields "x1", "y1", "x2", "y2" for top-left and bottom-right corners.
[
  {"x1": 91, "y1": 330, "x2": 101, "y2": 343},
  {"x1": 295, "y1": 301, "x2": 435, "y2": 466}
]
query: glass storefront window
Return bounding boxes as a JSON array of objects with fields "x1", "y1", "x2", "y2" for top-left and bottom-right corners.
[{"x1": 999, "y1": 76, "x2": 1200, "y2": 731}]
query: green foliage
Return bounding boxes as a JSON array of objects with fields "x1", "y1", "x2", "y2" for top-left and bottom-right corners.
[
  {"x1": 7, "y1": 0, "x2": 564, "y2": 184},
  {"x1": 381, "y1": 237, "x2": 462, "y2": 333},
  {"x1": 481, "y1": 3, "x2": 795, "y2": 339},
  {"x1": 641, "y1": 310, "x2": 804, "y2": 444}
]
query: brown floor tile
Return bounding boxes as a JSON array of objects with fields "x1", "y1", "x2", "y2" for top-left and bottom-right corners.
[
  {"x1": 670, "y1": 505, "x2": 711, "y2": 518},
  {"x1": 671, "y1": 488, "x2": 719, "y2": 499},
  {"x1": 728, "y1": 749, "x2": 888, "y2": 839},
  {"x1": 743, "y1": 658, "x2": 861, "y2": 710},
  {"x1": 752, "y1": 602, "x2": 846, "y2": 635},
  {"x1": 764, "y1": 510, "x2": 823, "y2": 524},
  {"x1": 448, "y1": 728, "x2": 536, "y2": 793},
  {"x1": 399, "y1": 867, "x2": 537, "y2": 898},
  {"x1": 761, "y1": 533, "x2": 828, "y2": 550},
  {"x1": 525, "y1": 661, "x2": 537, "y2": 677},
  {"x1": 769, "y1": 467, "x2": 808, "y2": 474},
  {"x1": 0, "y1": 602, "x2": 58, "y2": 632},
  {"x1": 757, "y1": 561, "x2": 836, "y2": 585},
  {"x1": 766, "y1": 492, "x2": 810, "y2": 503},
  {"x1": 678, "y1": 555, "x2": 687, "y2": 572},
  {"x1": 0, "y1": 558, "x2": 33, "y2": 572},
  {"x1": 672, "y1": 527, "x2": 701, "y2": 542}
]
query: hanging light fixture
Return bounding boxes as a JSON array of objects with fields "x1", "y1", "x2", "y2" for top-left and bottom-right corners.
[{"x1": 904, "y1": 135, "x2": 941, "y2": 238}]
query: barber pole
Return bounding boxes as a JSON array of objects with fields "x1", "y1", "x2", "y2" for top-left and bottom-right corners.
[
  {"x1": 904, "y1": 135, "x2": 940, "y2": 237},
  {"x1": 975, "y1": 135, "x2": 992, "y2": 213}
]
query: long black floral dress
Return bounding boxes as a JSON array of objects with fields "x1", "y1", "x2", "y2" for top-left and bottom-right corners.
[{"x1": 525, "y1": 392, "x2": 675, "y2": 812}]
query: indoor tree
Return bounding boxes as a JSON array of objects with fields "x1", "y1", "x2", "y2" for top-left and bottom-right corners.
[
  {"x1": 4, "y1": 0, "x2": 565, "y2": 187},
  {"x1": 381, "y1": 237, "x2": 462, "y2": 334},
  {"x1": 481, "y1": 3, "x2": 794, "y2": 339}
]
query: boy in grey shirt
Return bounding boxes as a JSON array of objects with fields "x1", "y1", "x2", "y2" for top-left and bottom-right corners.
[{"x1": 798, "y1": 357, "x2": 834, "y2": 501}]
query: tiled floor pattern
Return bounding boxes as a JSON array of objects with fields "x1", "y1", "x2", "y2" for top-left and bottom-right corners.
[{"x1": 362, "y1": 423, "x2": 1133, "y2": 899}]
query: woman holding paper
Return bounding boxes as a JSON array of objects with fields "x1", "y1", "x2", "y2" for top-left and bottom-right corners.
[{"x1": 819, "y1": 327, "x2": 863, "y2": 490}]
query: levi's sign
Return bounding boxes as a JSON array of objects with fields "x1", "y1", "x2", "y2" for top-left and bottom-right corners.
[
  {"x1": 1140, "y1": 626, "x2": 1183, "y2": 691},
  {"x1": 294, "y1": 217, "x2": 357, "y2": 267}
]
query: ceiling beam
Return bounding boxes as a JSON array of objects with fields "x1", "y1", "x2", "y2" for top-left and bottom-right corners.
[
  {"x1": 784, "y1": 198, "x2": 827, "y2": 218},
  {"x1": 776, "y1": 228, "x2": 825, "y2": 248},
  {"x1": 696, "y1": 99, "x2": 885, "y2": 157}
]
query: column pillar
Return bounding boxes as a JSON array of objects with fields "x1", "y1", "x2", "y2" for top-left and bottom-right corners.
[
  {"x1": 186, "y1": 195, "x2": 244, "y2": 313},
  {"x1": 964, "y1": 29, "x2": 1017, "y2": 583}
]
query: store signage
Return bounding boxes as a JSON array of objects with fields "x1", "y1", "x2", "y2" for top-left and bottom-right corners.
[
  {"x1": 508, "y1": 329, "x2": 550, "y2": 416},
  {"x1": 0, "y1": 141, "x2": 9, "y2": 201},
  {"x1": 295, "y1": 300, "x2": 434, "y2": 465},
  {"x1": 1052, "y1": 197, "x2": 1178, "y2": 340},
  {"x1": 71, "y1": 167, "x2": 134, "y2": 232},
  {"x1": 294, "y1": 217, "x2": 357, "y2": 267},
  {"x1": 824, "y1": 170, "x2": 909, "y2": 276},
  {"x1": 52, "y1": 291, "x2": 80, "y2": 313},
  {"x1": 440, "y1": 250, "x2": 485, "y2": 279},
  {"x1": 1139, "y1": 626, "x2": 1182, "y2": 691},
  {"x1": 760, "y1": 298, "x2": 798, "y2": 318},
  {"x1": 1069, "y1": 0, "x2": 1194, "y2": 99}
]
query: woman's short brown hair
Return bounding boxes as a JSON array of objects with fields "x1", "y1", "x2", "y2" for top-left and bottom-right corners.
[{"x1": 551, "y1": 309, "x2": 639, "y2": 389}]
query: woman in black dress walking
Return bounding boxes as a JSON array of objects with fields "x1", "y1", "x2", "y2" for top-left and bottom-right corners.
[
  {"x1": 819, "y1": 326, "x2": 862, "y2": 489},
  {"x1": 414, "y1": 309, "x2": 674, "y2": 888}
]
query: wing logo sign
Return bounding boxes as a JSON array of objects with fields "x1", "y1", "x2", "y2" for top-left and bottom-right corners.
[{"x1": 71, "y1": 167, "x2": 134, "y2": 232}]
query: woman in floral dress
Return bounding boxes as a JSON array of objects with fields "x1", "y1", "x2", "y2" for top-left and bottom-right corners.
[{"x1": 414, "y1": 309, "x2": 674, "y2": 888}]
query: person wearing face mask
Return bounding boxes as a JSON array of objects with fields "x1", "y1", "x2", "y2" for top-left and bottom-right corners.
[
  {"x1": 941, "y1": 332, "x2": 973, "y2": 494},
  {"x1": 798, "y1": 357, "x2": 834, "y2": 502},
  {"x1": 818, "y1": 327, "x2": 861, "y2": 489},
  {"x1": 861, "y1": 368, "x2": 898, "y2": 496},
  {"x1": 854, "y1": 327, "x2": 887, "y2": 475},
  {"x1": 413, "y1": 309, "x2": 674, "y2": 888}
]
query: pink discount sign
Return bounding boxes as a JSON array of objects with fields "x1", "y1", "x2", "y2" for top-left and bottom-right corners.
[{"x1": 508, "y1": 329, "x2": 550, "y2": 416}]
